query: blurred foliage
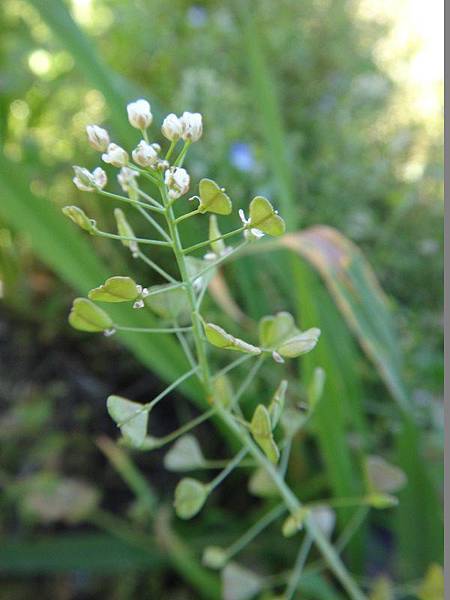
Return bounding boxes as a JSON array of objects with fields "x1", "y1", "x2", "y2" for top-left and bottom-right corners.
[{"x1": 0, "y1": 0, "x2": 442, "y2": 598}]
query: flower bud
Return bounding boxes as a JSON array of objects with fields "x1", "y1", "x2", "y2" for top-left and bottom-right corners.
[
  {"x1": 132, "y1": 140, "x2": 158, "y2": 167},
  {"x1": 127, "y1": 99, "x2": 153, "y2": 129},
  {"x1": 117, "y1": 167, "x2": 139, "y2": 192},
  {"x1": 161, "y1": 113, "x2": 183, "y2": 141},
  {"x1": 164, "y1": 167, "x2": 190, "y2": 200},
  {"x1": 102, "y1": 143, "x2": 129, "y2": 167},
  {"x1": 73, "y1": 166, "x2": 107, "y2": 191},
  {"x1": 86, "y1": 125, "x2": 110, "y2": 151},
  {"x1": 180, "y1": 111, "x2": 203, "y2": 142}
]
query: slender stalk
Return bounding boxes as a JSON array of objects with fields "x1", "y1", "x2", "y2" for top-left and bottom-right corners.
[
  {"x1": 207, "y1": 447, "x2": 248, "y2": 492},
  {"x1": 137, "y1": 188, "x2": 164, "y2": 210},
  {"x1": 165, "y1": 139, "x2": 178, "y2": 161},
  {"x1": 134, "y1": 203, "x2": 172, "y2": 242},
  {"x1": 214, "y1": 354, "x2": 254, "y2": 379},
  {"x1": 175, "y1": 208, "x2": 201, "y2": 224},
  {"x1": 217, "y1": 407, "x2": 368, "y2": 600},
  {"x1": 98, "y1": 189, "x2": 164, "y2": 213},
  {"x1": 232, "y1": 354, "x2": 265, "y2": 408},
  {"x1": 115, "y1": 325, "x2": 193, "y2": 334},
  {"x1": 136, "y1": 250, "x2": 178, "y2": 283},
  {"x1": 96, "y1": 230, "x2": 171, "y2": 247},
  {"x1": 188, "y1": 241, "x2": 249, "y2": 283},
  {"x1": 145, "y1": 281, "x2": 186, "y2": 297},
  {"x1": 284, "y1": 533, "x2": 313, "y2": 600},
  {"x1": 174, "y1": 140, "x2": 191, "y2": 167},
  {"x1": 149, "y1": 407, "x2": 217, "y2": 449},
  {"x1": 182, "y1": 226, "x2": 245, "y2": 255},
  {"x1": 174, "y1": 328, "x2": 198, "y2": 372},
  {"x1": 225, "y1": 502, "x2": 286, "y2": 561}
]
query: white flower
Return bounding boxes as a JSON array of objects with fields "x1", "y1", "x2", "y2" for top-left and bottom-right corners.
[
  {"x1": 117, "y1": 167, "x2": 139, "y2": 192},
  {"x1": 73, "y1": 166, "x2": 107, "y2": 192},
  {"x1": 127, "y1": 99, "x2": 153, "y2": 129},
  {"x1": 102, "y1": 143, "x2": 129, "y2": 167},
  {"x1": 161, "y1": 113, "x2": 183, "y2": 141},
  {"x1": 86, "y1": 125, "x2": 110, "y2": 151},
  {"x1": 164, "y1": 167, "x2": 190, "y2": 200},
  {"x1": 180, "y1": 112, "x2": 203, "y2": 142},
  {"x1": 132, "y1": 140, "x2": 158, "y2": 167},
  {"x1": 238, "y1": 209, "x2": 264, "y2": 240}
]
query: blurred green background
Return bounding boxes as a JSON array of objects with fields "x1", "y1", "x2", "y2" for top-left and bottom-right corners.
[{"x1": 0, "y1": 0, "x2": 443, "y2": 599}]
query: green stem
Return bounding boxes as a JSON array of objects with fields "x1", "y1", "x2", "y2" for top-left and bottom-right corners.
[
  {"x1": 174, "y1": 140, "x2": 191, "y2": 167},
  {"x1": 165, "y1": 139, "x2": 178, "y2": 161},
  {"x1": 182, "y1": 226, "x2": 245, "y2": 255},
  {"x1": 284, "y1": 533, "x2": 313, "y2": 600},
  {"x1": 214, "y1": 354, "x2": 254, "y2": 379},
  {"x1": 149, "y1": 408, "x2": 217, "y2": 449},
  {"x1": 187, "y1": 240, "x2": 249, "y2": 283},
  {"x1": 137, "y1": 188, "x2": 164, "y2": 210},
  {"x1": 136, "y1": 250, "x2": 178, "y2": 283},
  {"x1": 134, "y1": 203, "x2": 172, "y2": 242},
  {"x1": 217, "y1": 407, "x2": 368, "y2": 600},
  {"x1": 115, "y1": 325, "x2": 193, "y2": 334},
  {"x1": 98, "y1": 189, "x2": 164, "y2": 213},
  {"x1": 225, "y1": 502, "x2": 286, "y2": 561},
  {"x1": 207, "y1": 447, "x2": 248, "y2": 492},
  {"x1": 96, "y1": 230, "x2": 171, "y2": 247},
  {"x1": 174, "y1": 208, "x2": 201, "y2": 224}
]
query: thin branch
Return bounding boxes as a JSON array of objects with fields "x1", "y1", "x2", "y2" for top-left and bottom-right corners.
[
  {"x1": 182, "y1": 227, "x2": 246, "y2": 255},
  {"x1": 136, "y1": 250, "x2": 178, "y2": 284},
  {"x1": 115, "y1": 325, "x2": 193, "y2": 334},
  {"x1": 98, "y1": 189, "x2": 164, "y2": 213},
  {"x1": 96, "y1": 230, "x2": 171, "y2": 247}
]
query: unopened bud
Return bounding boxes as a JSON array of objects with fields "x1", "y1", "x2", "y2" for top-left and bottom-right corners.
[
  {"x1": 86, "y1": 125, "x2": 110, "y2": 151},
  {"x1": 180, "y1": 111, "x2": 203, "y2": 142},
  {"x1": 73, "y1": 166, "x2": 107, "y2": 191},
  {"x1": 127, "y1": 99, "x2": 153, "y2": 129},
  {"x1": 102, "y1": 143, "x2": 129, "y2": 167},
  {"x1": 132, "y1": 140, "x2": 158, "y2": 167},
  {"x1": 161, "y1": 113, "x2": 183, "y2": 141},
  {"x1": 164, "y1": 167, "x2": 190, "y2": 200}
]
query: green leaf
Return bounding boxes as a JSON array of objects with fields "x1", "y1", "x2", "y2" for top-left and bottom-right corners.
[
  {"x1": 248, "y1": 196, "x2": 285, "y2": 236},
  {"x1": 222, "y1": 562, "x2": 263, "y2": 600},
  {"x1": 277, "y1": 327, "x2": 321, "y2": 358},
  {"x1": 164, "y1": 435, "x2": 205, "y2": 472},
  {"x1": 365, "y1": 455, "x2": 407, "y2": 494},
  {"x1": 204, "y1": 322, "x2": 261, "y2": 355},
  {"x1": 69, "y1": 298, "x2": 113, "y2": 332},
  {"x1": 174, "y1": 478, "x2": 209, "y2": 520},
  {"x1": 268, "y1": 380, "x2": 288, "y2": 428},
  {"x1": 250, "y1": 405, "x2": 279, "y2": 464},
  {"x1": 107, "y1": 395, "x2": 148, "y2": 448},
  {"x1": 88, "y1": 276, "x2": 140, "y2": 303},
  {"x1": 198, "y1": 179, "x2": 232, "y2": 215},
  {"x1": 62, "y1": 206, "x2": 96, "y2": 234}
]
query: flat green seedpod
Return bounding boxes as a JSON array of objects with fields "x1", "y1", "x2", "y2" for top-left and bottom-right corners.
[
  {"x1": 62, "y1": 206, "x2": 96, "y2": 234},
  {"x1": 268, "y1": 380, "x2": 288, "y2": 428},
  {"x1": 212, "y1": 373, "x2": 234, "y2": 408},
  {"x1": 69, "y1": 298, "x2": 113, "y2": 332},
  {"x1": 277, "y1": 327, "x2": 321, "y2": 358},
  {"x1": 222, "y1": 562, "x2": 263, "y2": 600},
  {"x1": 258, "y1": 312, "x2": 296, "y2": 348},
  {"x1": 365, "y1": 493, "x2": 398, "y2": 509},
  {"x1": 365, "y1": 455, "x2": 407, "y2": 494},
  {"x1": 202, "y1": 545, "x2": 228, "y2": 570},
  {"x1": 114, "y1": 208, "x2": 138, "y2": 254},
  {"x1": 145, "y1": 284, "x2": 189, "y2": 320},
  {"x1": 248, "y1": 196, "x2": 285, "y2": 236},
  {"x1": 308, "y1": 367, "x2": 326, "y2": 409},
  {"x1": 164, "y1": 435, "x2": 205, "y2": 472},
  {"x1": 204, "y1": 322, "x2": 262, "y2": 355},
  {"x1": 198, "y1": 178, "x2": 232, "y2": 215},
  {"x1": 282, "y1": 507, "x2": 310, "y2": 537},
  {"x1": 88, "y1": 276, "x2": 140, "y2": 303},
  {"x1": 248, "y1": 468, "x2": 279, "y2": 498},
  {"x1": 209, "y1": 215, "x2": 226, "y2": 255},
  {"x1": 174, "y1": 477, "x2": 208, "y2": 519},
  {"x1": 250, "y1": 405, "x2": 280, "y2": 464},
  {"x1": 107, "y1": 395, "x2": 148, "y2": 448}
]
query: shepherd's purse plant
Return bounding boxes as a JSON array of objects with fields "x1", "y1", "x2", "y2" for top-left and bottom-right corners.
[{"x1": 64, "y1": 98, "x2": 405, "y2": 600}]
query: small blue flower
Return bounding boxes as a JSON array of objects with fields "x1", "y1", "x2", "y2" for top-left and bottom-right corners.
[
  {"x1": 230, "y1": 142, "x2": 255, "y2": 172},
  {"x1": 187, "y1": 6, "x2": 207, "y2": 28}
]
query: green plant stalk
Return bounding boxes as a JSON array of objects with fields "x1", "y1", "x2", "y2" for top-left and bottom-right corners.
[
  {"x1": 161, "y1": 189, "x2": 367, "y2": 600},
  {"x1": 285, "y1": 532, "x2": 313, "y2": 600}
]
